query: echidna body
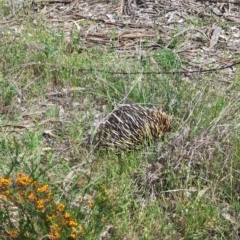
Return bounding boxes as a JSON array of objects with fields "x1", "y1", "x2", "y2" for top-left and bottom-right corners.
[{"x1": 93, "y1": 104, "x2": 172, "y2": 151}]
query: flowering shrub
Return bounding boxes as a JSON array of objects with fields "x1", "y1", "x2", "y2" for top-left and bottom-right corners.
[{"x1": 0, "y1": 173, "x2": 83, "y2": 239}]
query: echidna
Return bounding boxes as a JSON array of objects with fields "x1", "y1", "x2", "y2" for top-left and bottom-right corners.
[{"x1": 92, "y1": 104, "x2": 172, "y2": 151}]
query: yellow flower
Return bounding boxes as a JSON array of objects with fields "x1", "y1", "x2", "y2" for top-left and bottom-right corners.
[
  {"x1": 64, "y1": 212, "x2": 71, "y2": 220},
  {"x1": 49, "y1": 224, "x2": 61, "y2": 240},
  {"x1": 28, "y1": 193, "x2": 37, "y2": 201},
  {"x1": 87, "y1": 201, "x2": 94, "y2": 208},
  {"x1": 0, "y1": 178, "x2": 11, "y2": 190},
  {"x1": 56, "y1": 203, "x2": 65, "y2": 213},
  {"x1": 6, "y1": 230, "x2": 19, "y2": 238},
  {"x1": 69, "y1": 220, "x2": 77, "y2": 229},
  {"x1": 47, "y1": 214, "x2": 56, "y2": 222},
  {"x1": 37, "y1": 184, "x2": 49, "y2": 193},
  {"x1": 70, "y1": 233, "x2": 76, "y2": 239},
  {"x1": 78, "y1": 224, "x2": 83, "y2": 232},
  {"x1": 71, "y1": 224, "x2": 84, "y2": 238},
  {"x1": 100, "y1": 184, "x2": 107, "y2": 194},
  {"x1": 36, "y1": 199, "x2": 45, "y2": 210},
  {"x1": 1, "y1": 190, "x2": 10, "y2": 199},
  {"x1": 16, "y1": 173, "x2": 32, "y2": 187},
  {"x1": 46, "y1": 191, "x2": 52, "y2": 201}
]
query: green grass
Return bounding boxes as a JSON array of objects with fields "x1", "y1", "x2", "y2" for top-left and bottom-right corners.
[{"x1": 0, "y1": 2, "x2": 240, "y2": 239}]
